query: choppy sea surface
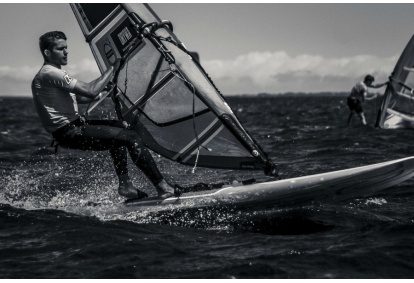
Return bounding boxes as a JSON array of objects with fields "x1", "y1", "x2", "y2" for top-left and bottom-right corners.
[{"x1": 1, "y1": 95, "x2": 414, "y2": 279}]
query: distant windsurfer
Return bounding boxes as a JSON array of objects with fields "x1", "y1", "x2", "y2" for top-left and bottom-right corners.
[
  {"x1": 31, "y1": 31, "x2": 181, "y2": 200},
  {"x1": 347, "y1": 75, "x2": 388, "y2": 125}
]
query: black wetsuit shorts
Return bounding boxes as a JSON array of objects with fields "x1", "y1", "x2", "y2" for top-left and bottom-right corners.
[{"x1": 347, "y1": 97, "x2": 363, "y2": 113}]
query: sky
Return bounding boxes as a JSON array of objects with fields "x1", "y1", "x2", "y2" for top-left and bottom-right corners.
[{"x1": 1, "y1": 2, "x2": 414, "y2": 96}]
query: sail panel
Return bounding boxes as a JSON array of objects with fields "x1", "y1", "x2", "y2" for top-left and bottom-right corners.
[
  {"x1": 376, "y1": 34, "x2": 414, "y2": 129},
  {"x1": 70, "y1": 3, "x2": 271, "y2": 170}
]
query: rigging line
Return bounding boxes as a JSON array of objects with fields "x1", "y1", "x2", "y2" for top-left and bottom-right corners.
[
  {"x1": 171, "y1": 69, "x2": 211, "y2": 152},
  {"x1": 191, "y1": 76, "x2": 200, "y2": 174},
  {"x1": 116, "y1": 61, "x2": 135, "y2": 107},
  {"x1": 170, "y1": 68, "x2": 212, "y2": 173},
  {"x1": 124, "y1": 60, "x2": 129, "y2": 96},
  {"x1": 192, "y1": 150, "x2": 201, "y2": 174}
]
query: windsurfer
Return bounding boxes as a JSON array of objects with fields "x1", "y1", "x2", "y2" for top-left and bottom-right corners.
[
  {"x1": 31, "y1": 31, "x2": 180, "y2": 200},
  {"x1": 347, "y1": 74, "x2": 388, "y2": 125}
]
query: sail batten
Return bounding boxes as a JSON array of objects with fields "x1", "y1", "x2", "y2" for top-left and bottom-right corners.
[
  {"x1": 386, "y1": 109, "x2": 414, "y2": 122},
  {"x1": 396, "y1": 91, "x2": 414, "y2": 101},
  {"x1": 70, "y1": 3, "x2": 274, "y2": 170}
]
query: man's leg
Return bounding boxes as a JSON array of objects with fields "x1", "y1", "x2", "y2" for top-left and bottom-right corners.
[
  {"x1": 86, "y1": 120, "x2": 148, "y2": 199},
  {"x1": 113, "y1": 129, "x2": 177, "y2": 198},
  {"x1": 356, "y1": 112, "x2": 367, "y2": 125},
  {"x1": 347, "y1": 112, "x2": 353, "y2": 125},
  {"x1": 346, "y1": 98, "x2": 354, "y2": 126},
  {"x1": 360, "y1": 113, "x2": 367, "y2": 125},
  {"x1": 57, "y1": 120, "x2": 176, "y2": 199},
  {"x1": 110, "y1": 146, "x2": 148, "y2": 199},
  {"x1": 83, "y1": 121, "x2": 178, "y2": 198}
]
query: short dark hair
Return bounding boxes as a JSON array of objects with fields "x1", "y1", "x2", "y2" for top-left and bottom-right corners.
[
  {"x1": 39, "y1": 31, "x2": 67, "y2": 57},
  {"x1": 364, "y1": 74, "x2": 375, "y2": 82}
]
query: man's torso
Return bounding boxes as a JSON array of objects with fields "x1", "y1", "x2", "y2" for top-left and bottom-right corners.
[
  {"x1": 349, "y1": 81, "x2": 368, "y2": 101},
  {"x1": 31, "y1": 64, "x2": 78, "y2": 133}
]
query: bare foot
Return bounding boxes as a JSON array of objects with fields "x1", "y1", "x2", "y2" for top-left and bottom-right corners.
[{"x1": 156, "y1": 179, "x2": 176, "y2": 199}]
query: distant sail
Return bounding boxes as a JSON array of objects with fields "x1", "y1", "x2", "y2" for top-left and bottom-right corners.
[
  {"x1": 70, "y1": 3, "x2": 274, "y2": 171},
  {"x1": 376, "y1": 34, "x2": 414, "y2": 129}
]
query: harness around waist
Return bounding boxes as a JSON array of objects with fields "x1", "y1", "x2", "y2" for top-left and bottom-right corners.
[{"x1": 52, "y1": 117, "x2": 85, "y2": 138}]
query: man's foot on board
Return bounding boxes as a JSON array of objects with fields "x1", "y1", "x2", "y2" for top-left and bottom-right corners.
[
  {"x1": 118, "y1": 181, "x2": 148, "y2": 200},
  {"x1": 156, "y1": 179, "x2": 182, "y2": 199}
]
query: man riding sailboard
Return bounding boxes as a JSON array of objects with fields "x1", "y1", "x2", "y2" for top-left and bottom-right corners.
[
  {"x1": 31, "y1": 4, "x2": 279, "y2": 202},
  {"x1": 31, "y1": 31, "x2": 186, "y2": 200}
]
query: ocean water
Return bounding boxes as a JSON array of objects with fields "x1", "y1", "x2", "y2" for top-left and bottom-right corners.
[{"x1": 1, "y1": 95, "x2": 414, "y2": 279}]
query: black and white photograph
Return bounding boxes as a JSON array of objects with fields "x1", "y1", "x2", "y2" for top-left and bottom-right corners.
[{"x1": 1, "y1": 2, "x2": 414, "y2": 279}]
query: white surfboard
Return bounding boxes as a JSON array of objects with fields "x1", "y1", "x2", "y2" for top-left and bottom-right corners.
[{"x1": 111, "y1": 156, "x2": 414, "y2": 213}]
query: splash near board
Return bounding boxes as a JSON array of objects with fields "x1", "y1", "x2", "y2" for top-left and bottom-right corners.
[
  {"x1": 376, "y1": 34, "x2": 414, "y2": 129},
  {"x1": 70, "y1": 3, "x2": 276, "y2": 174},
  {"x1": 103, "y1": 156, "x2": 414, "y2": 213}
]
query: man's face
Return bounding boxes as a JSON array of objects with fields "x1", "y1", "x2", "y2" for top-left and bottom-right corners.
[
  {"x1": 46, "y1": 39, "x2": 68, "y2": 66},
  {"x1": 366, "y1": 79, "x2": 374, "y2": 86}
]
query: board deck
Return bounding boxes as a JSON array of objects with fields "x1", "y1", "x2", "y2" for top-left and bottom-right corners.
[{"x1": 111, "y1": 156, "x2": 414, "y2": 213}]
